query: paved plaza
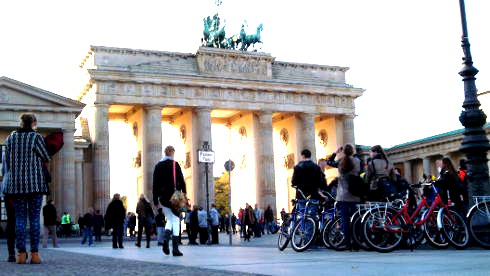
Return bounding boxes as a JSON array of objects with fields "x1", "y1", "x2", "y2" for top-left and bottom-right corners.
[{"x1": 1, "y1": 234, "x2": 490, "y2": 276}]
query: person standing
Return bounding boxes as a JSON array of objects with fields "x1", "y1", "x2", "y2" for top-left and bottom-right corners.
[
  {"x1": 93, "y1": 210, "x2": 104, "y2": 242},
  {"x1": 243, "y1": 203, "x2": 256, "y2": 242},
  {"x1": 231, "y1": 213, "x2": 237, "y2": 234},
  {"x1": 366, "y1": 145, "x2": 391, "y2": 201},
  {"x1": 136, "y1": 194, "x2": 154, "y2": 248},
  {"x1": 3, "y1": 114, "x2": 51, "y2": 264},
  {"x1": 197, "y1": 207, "x2": 208, "y2": 244},
  {"x1": 105, "y1": 193, "x2": 126, "y2": 249},
  {"x1": 61, "y1": 212, "x2": 72, "y2": 237},
  {"x1": 152, "y1": 146, "x2": 186, "y2": 257},
  {"x1": 189, "y1": 205, "x2": 199, "y2": 245},
  {"x1": 291, "y1": 149, "x2": 325, "y2": 200},
  {"x1": 81, "y1": 208, "x2": 95, "y2": 247},
  {"x1": 1, "y1": 150, "x2": 16, "y2": 262},
  {"x1": 264, "y1": 205, "x2": 274, "y2": 235},
  {"x1": 209, "y1": 204, "x2": 220, "y2": 244},
  {"x1": 42, "y1": 200, "x2": 59, "y2": 248},
  {"x1": 328, "y1": 144, "x2": 361, "y2": 250},
  {"x1": 128, "y1": 212, "x2": 136, "y2": 237},
  {"x1": 155, "y1": 208, "x2": 166, "y2": 246}
]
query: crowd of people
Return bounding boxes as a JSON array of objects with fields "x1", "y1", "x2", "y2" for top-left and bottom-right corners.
[
  {"x1": 289, "y1": 145, "x2": 470, "y2": 251},
  {"x1": 0, "y1": 113, "x2": 472, "y2": 264}
]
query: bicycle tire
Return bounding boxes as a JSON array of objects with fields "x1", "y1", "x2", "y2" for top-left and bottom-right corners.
[
  {"x1": 277, "y1": 222, "x2": 291, "y2": 251},
  {"x1": 439, "y1": 209, "x2": 470, "y2": 249},
  {"x1": 423, "y1": 210, "x2": 449, "y2": 249},
  {"x1": 468, "y1": 201, "x2": 490, "y2": 249},
  {"x1": 321, "y1": 218, "x2": 335, "y2": 249},
  {"x1": 291, "y1": 216, "x2": 317, "y2": 252},
  {"x1": 326, "y1": 217, "x2": 346, "y2": 250},
  {"x1": 362, "y1": 207, "x2": 405, "y2": 253},
  {"x1": 352, "y1": 212, "x2": 371, "y2": 251}
]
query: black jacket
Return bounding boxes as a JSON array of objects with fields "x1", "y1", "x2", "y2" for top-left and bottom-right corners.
[
  {"x1": 434, "y1": 169, "x2": 463, "y2": 206},
  {"x1": 42, "y1": 203, "x2": 57, "y2": 226},
  {"x1": 83, "y1": 213, "x2": 94, "y2": 228},
  {"x1": 292, "y1": 160, "x2": 324, "y2": 200},
  {"x1": 93, "y1": 214, "x2": 104, "y2": 229},
  {"x1": 152, "y1": 159, "x2": 186, "y2": 208},
  {"x1": 105, "y1": 199, "x2": 126, "y2": 229},
  {"x1": 190, "y1": 210, "x2": 199, "y2": 229},
  {"x1": 155, "y1": 213, "x2": 166, "y2": 227}
]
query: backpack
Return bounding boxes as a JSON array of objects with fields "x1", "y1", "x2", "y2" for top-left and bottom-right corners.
[{"x1": 348, "y1": 174, "x2": 367, "y2": 197}]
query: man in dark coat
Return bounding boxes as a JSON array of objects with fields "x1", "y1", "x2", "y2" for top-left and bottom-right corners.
[
  {"x1": 189, "y1": 205, "x2": 199, "y2": 245},
  {"x1": 93, "y1": 210, "x2": 104, "y2": 242},
  {"x1": 105, "y1": 193, "x2": 126, "y2": 249},
  {"x1": 153, "y1": 146, "x2": 186, "y2": 256},
  {"x1": 42, "y1": 200, "x2": 58, "y2": 248},
  {"x1": 292, "y1": 149, "x2": 324, "y2": 200}
]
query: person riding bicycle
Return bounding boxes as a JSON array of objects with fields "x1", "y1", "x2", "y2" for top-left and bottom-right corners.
[{"x1": 291, "y1": 149, "x2": 325, "y2": 201}]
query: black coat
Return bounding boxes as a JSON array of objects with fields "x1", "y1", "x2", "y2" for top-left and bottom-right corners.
[
  {"x1": 190, "y1": 210, "x2": 199, "y2": 229},
  {"x1": 93, "y1": 214, "x2": 104, "y2": 229},
  {"x1": 152, "y1": 159, "x2": 186, "y2": 208},
  {"x1": 42, "y1": 203, "x2": 57, "y2": 226},
  {"x1": 83, "y1": 213, "x2": 94, "y2": 228},
  {"x1": 292, "y1": 160, "x2": 324, "y2": 200},
  {"x1": 105, "y1": 199, "x2": 126, "y2": 229}
]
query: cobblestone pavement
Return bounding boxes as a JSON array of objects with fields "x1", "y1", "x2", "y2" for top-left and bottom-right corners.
[{"x1": 0, "y1": 239, "x2": 263, "y2": 276}]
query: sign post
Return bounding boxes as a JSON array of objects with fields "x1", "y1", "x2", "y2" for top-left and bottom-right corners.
[
  {"x1": 224, "y1": 160, "x2": 235, "y2": 246},
  {"x1": 198, "y1": 141, "x2": 214, "y2": 245}
]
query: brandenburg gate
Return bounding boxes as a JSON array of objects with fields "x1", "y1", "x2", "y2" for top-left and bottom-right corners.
[{"x1": 78, "y1": 45, "x2": 363, "y2": 213}]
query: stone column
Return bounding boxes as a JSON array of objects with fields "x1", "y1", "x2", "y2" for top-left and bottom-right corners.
[
  {"x1": 298, "y1": 113, "x2": 317, "y2": 161},
  {"x1": 142, "y1": 106, "x2": 163, "y2": 199},
  {"x1": 422, "y1": 156, "x2": 431, "y2": 176},
  {"x1": 92, "y1": 104, "x2": 111, "y2": 213},
  {"x1": 403, "y1": 161, "x2": 412, "y2": 184},
  {"x1": 61, "y1": 128, "x2": 76, "y2": 216},
  {"x1": 342, "y1": 115, "x2": 356, "y2": 146},
  {"x1": 75, "y1": 155, "x2": 84, "y2": 216},
  {"x1": 194, "y1": 108, "x2": 214, "y2": 208},
  {"x1": 254, "y1": 111, "x2": 276, "y2": 211}
]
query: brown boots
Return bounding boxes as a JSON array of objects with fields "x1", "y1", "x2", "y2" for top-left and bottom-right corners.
[
  {"x1": 30, "y1": 252, "x2": 42, "y2": 264},
  {"x1": 16, "y1": 252, "x2": 27, "y2": 264},
  {"x1": 16, "y1": 252, "x2": 41, "y2": 264}
]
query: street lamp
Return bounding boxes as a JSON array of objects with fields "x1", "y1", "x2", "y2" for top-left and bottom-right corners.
[{"x1": 457, "y1": 0, "x2": 490, "y2": 199}]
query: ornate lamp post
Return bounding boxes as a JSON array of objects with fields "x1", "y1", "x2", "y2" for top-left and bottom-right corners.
[{"x1": 458, "y1": 0, "x2": 490, "y2": 199}]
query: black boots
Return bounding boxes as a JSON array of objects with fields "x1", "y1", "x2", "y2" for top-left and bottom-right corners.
[
  {"x1": 172, "y1": 236, "x2": 183, "y2": 257},
  {"x1": 162, "y1": 230, "x2": 171, "y2": 255}
]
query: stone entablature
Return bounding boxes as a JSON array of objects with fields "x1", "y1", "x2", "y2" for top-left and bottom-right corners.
[{"x1": 78, "y1": 46, "x2": 362, "y2": 114}]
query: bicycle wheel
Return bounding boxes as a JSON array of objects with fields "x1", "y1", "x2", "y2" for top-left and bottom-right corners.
[
  {"x1": 277, "y1": 222, "x2": 291, "y2": 251},
  {"x1": 321, "y1": 218, "x2": 335, "y2": 249},
  {"x1": 423, "y1": 210, "x2": 449, "y2": 249},
  {"x1": 352, "y1": 212, "x2": 370, "y2": 251},
  {"x1": 362, "y1": 207, "x2": 405, "y2": 253},
  {"x1": 291, "y1": 216, "x2": 317, "y2": 252},
  {"x1": 468, "y1": 201, "x2": 490, "y2": 249},
  {"x1": 327, "y1": 217, "x2": 345, "y2": 250},
  {"x1": 439, "y1": 209, "x2": 469, "y2": 249}
]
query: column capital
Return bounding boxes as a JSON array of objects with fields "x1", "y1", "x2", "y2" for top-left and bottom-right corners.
[
  {"x1": 145, "y1": 105, "x2": 163, "y2": 111},
  {"x1": 195, "y1": 107, "x2": 212, "y2": 113}
]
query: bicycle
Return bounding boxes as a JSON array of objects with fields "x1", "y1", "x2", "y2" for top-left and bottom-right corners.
[
  {"x1": 362, "y1": 182, "x2": 469, "y2": 253},
  {"x1": 290, "y1": 198, "x2": 319, "y2": 252},
  {"x1": 467, "y1": 196, "x2": 490, "y2": 249},
  {"x1": 277, "y1": 189, "x2": 309, "y2": 251}
]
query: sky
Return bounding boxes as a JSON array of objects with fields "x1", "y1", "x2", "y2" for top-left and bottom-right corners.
[{"x1": 1, "y1": 0, "x2": 489, "y2": 148}]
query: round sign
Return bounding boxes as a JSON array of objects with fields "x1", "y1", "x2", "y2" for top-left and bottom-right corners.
[{"x1": 224, "y1": 160, "x2": 235, "y2": 172}]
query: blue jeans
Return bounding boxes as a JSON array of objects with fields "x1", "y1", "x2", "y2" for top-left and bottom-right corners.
[
  {"x1": 81, "y1": 228, "x2": 94, "y2": 246},
  {"x1": 14, "y1": 194, "x2": 43, "y2": 253},
  {"x1": 338, "y1": 202, "x2": 357, "y2": 247}
]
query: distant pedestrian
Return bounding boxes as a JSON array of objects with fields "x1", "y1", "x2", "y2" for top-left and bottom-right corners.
[
  {"x1": 105, "y1": 193, "x2": 126, "y2": 249},
  {"x1": 81, "y1": 208, "x2": 95, "y2": 247},
  {"x1": 254, "y1": 204, "x2": 263, "y2": 237},
  {"x1": 129, "y1": 213, "x2": 136, "y2": 237},
  {"x1": 189, "y1": 206, "x2": 199, "y2": 245},
  {"x1": 152, "y1": 146, "x2": 187, "y2": 257},
  {"x1": 264, "y1": 205, "x2": 274, "y2": 235},
  {"x1": 1, "y1": 149, "x2": 16, "y2": 263},
  {"x1": 231, "y1": 213, "x2": 237, "y2": 234},
  {"x1": 93, "y1": 210, "x2": 104, "y2": 242},
  {"x1": 42, "y1": 200, "x2": 59, "y2": 248},
  {"x1": 136, "y1": 194, "x2": 154, "y2": 248},
  {"x1": 4, "y1": 113, "x2": 51, "y2": 264},
  {"x1": 243, "y1": 203, "x2": 256, "y2": 241},
  {"x1": 61, "y1": 212, "x2": 72, "y2": 237},
  {"x1": 155, "y1": 208, "x2": 166, "y2": 246},
  {"x1": 210, "y1": 204, "x2": 220, "y2": 244},
  {"x1": 78, "y1": 213, "x2": 85, "y2": 232},
  {"x1": 198, "y1": 207, "x2": 209, "y2": 244}
]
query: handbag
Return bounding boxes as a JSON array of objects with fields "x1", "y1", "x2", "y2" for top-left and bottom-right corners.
[{"x1": 169, "y1": 161, "x2": 189, "y2": 212}]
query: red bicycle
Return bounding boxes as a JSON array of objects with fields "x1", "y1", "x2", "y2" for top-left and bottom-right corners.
[{"x1": 362, "y1": 183, "x2": 470, "y2": 253}]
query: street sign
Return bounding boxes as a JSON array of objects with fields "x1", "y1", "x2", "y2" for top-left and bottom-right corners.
[
  {"x1": 198, "y1": 150, "x2": 215, "y2": 163},
  {"x1": 224, "y1": 160, "x2": 235, "y2": 172}
]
